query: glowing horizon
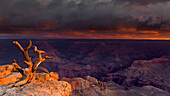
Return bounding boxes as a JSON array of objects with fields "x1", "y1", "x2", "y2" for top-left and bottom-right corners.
[{"x1": 1, "y1": 28, "x2": 170, "y2": 40}]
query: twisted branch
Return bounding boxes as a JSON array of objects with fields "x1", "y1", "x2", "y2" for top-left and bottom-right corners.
[
  {"x1": 12, "y1": 60, "x2": 25, "y2": 76},
  {"x1": 10, "y1": 40, "x2": 54, "y2": 87},
  {"x1": 33, "y1": 46, "x2": 54, "y2": 72},
  {"x1": 13, "y1": 40, "x2": 32, "y2": 62},
  {"x1": 36, "y1": 67, "x2": 49, "y2": 73}
]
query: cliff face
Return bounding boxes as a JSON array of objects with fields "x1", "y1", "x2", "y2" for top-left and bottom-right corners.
[{"x1": 102, "y1": 56, "x2": 170, "y2": 93}]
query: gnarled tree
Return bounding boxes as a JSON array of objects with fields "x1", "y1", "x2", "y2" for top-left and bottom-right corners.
[{"x1": 9, "y1": 40, "x2": 54, "y2": 87}]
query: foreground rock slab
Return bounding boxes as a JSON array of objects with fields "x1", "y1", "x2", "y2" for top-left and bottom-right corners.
[{"x1": 0, "y1": 71, "x2": 71, "y2": 96}]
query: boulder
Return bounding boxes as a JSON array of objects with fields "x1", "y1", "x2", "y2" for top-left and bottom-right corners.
[{"x1": 61, "y1": 76, "x2": 113, "y2": 96}]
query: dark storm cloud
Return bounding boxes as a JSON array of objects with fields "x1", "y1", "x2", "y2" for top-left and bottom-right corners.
[
  {"x1": 0, "y1": 0, "x2": 170, "y2": 30},
  {"x1": 123, "y1": 0, "x2": 170, "y2": 5}
]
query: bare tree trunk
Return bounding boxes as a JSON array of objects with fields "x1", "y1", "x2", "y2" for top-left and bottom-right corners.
[{"x1": 9, "y1": 40, "x2": 53, "y2": 87}]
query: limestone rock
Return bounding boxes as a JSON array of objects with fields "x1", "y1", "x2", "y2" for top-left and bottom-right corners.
[
  {"x1": 85, "y1": 75, "x2": 98, "y2": 85},
  {"x1": 0, "y1": 73, "x2": 21, "y2": 86},
  {"x1": 0, "y1": 65, "x2": 14, "y2": 79},
  {"x1": 0, "y1": 70, "x2": 71, "y2": 96},
  {"x1": 49, "y1": 72, "x2": 59, "y2": 80},
  {"x1": 61, "y1": 76, "x2": 113, "y2": 96},
  {"x1": 3, "y1": 80, "x2": 71, "y2": 96}
]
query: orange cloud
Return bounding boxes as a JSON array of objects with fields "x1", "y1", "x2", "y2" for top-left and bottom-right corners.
[
  {"x1": 89, "y1": 30, "x2": 97, "y2": 33},
  {"x1": 116, "y1": 28, "x2": 137, "y2": 32},
  {"x1": 1, "y1": 26, "x2": 170, "y2": 40},
  {"x1": 138, "y1": 31, "x2": 159, "y2": 34},
  {"x1": 38, "y1": 24, "x2": 58, "y2": 30}
]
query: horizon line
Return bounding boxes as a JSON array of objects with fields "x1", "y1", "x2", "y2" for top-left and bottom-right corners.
[{"x1": 0, "y1": 37, "x2": 170, "y2": 40}]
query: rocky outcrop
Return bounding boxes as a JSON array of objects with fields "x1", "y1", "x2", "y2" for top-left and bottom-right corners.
[
  {"x1": 61, "y1": 75, "x2": 170, "y2": 96},
  {"x1": 0, "y1": 65, "x2": 14, "y2": 79},
  {"x1": 0, "y1": 65, "x2": 72, "y2": 96},
  {"x1": 61, "y1": 76, "x2": 113, "y2": 96},
  {"x1": 85, "y1": 75, "x2": 99, "y2": 85}
]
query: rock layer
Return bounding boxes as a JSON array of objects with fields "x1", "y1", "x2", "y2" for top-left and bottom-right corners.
[{"x1": 102, "y1": 56, "x2": 170, "y2": 92}]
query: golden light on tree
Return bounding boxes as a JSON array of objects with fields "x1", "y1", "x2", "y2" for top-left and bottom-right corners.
[{"x1": 9, "y1": 40, "x2": 54, "y2": 87}]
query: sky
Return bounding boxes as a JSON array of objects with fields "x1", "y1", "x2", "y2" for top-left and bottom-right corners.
[{"x1": 0, "y1": 0, "x2": 170, "y2": 39}]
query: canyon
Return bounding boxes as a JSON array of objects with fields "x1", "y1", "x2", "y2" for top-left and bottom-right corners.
[{"x1": 0, "y1": 39, "x2": 170, "y2": 95}]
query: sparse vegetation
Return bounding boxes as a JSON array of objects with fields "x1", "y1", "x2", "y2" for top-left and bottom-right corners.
[{"x1": 9, "y1": 40, "x2": 54, "y2": 87}]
